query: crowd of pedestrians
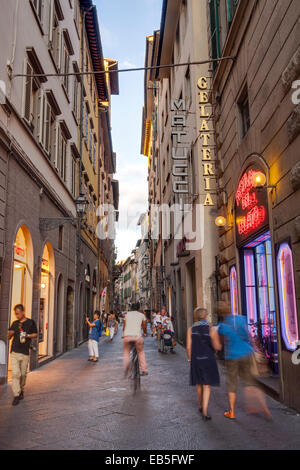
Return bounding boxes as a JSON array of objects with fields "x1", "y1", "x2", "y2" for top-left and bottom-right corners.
[{"x1": 7, "y1": 300, "x2": 271, "y2": 423}]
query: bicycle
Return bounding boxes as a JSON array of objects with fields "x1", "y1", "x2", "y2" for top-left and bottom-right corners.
[{"x1": 129, "y1": 341, "x2": 140, "y2": 394}]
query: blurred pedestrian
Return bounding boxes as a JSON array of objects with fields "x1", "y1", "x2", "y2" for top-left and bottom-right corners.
[
  {"x1": 8, "y1": 304, "x2": 38, "y2": 406},
  {"x1": 86, "y1": 311, "x2": 102, "y2": 362},
  {"x1": 108, "y1": 311, "x2": 117, "y2": 341},
  {"x1": 186, "y1": 307, "x2": 221, "y2": 421},
  {"x1": 217, "y1": 301, "x2": 271, "y2": 420}
]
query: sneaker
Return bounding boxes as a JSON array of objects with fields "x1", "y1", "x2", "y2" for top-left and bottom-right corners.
[
  {"x1": 19, "y1": 391, "x2": 24, "y2": 400},
  {"x1": 12, "y1": 396, "x2": 20, "y2": 406},
  {"x1": 140, "y1": 371, "x2": 149, "y2": 376},
  {"x1": 224, "y1": 410, "x2": 235, "y2": 420}
]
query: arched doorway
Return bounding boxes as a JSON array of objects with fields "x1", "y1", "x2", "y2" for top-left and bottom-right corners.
[
  {"x1": 79, "y1": 281, "x2": 84, "y2": 343},
  {"x1": 10, "y1": 225, "x2": 34, "y2": 321},
  {"x1": 55, "y1": 275, "x2": 64, "y2": 355},
  {"x1": 9, "y1": 225, "x2": 34, "y2": 370},
  {"x1": 38, "y1": 243, "x2": 55, "y2": 361},
  {"x1": 66, "y1": 286, "x2": 74, "y2": 351}
]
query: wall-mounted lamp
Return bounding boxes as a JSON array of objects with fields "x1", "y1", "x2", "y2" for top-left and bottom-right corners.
[
  {"x1": 215, "y1": 216, "x2": 233, "y2": 229},
  {"x1": 252, "y1": 171, "x2": 276, "y2": 190},
  {"x1": 215, "y1": 216, "x2": 227, "y2": 227}
]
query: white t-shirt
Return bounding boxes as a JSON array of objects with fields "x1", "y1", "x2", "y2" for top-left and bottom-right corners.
[{"x1": 123, "y1": 311, "x2": 147, "y2": 338}]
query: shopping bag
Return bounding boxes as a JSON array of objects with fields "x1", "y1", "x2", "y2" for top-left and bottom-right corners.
[{"x1": 105, "y1": 328, "x2": 109, "y2": 336}]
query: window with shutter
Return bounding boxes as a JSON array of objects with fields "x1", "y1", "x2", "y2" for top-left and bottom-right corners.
[
  {"x1": 62, "y1": 41, "x2": 70, "y2": 93},
  {"x1": 53, "y1": 122, "x2": 59, "y2": 170},
  {"x1": 89, "y1": 129, "x2": 92, "y2": 160},
  {"x1": 73, "y1": 76, "x2": 78, "y2": 117},
  {"x1": 49, "y1": 8, "x2": 61, "y2": 71},
  {"x1": 44, "y1": 100, "x2": 52, "y2": 154},
  {"x1": 22, "y1": 59, "x2": 33, "y2": 124},
  {"x1": 85, "y1": 108, "x2": 88, "y2": 145},
  {"x1": 32, "y1": 0, "x2": 43, "y2": 22},
  {"x1": 93, "y1": 141, "x2": 96, "y2": 170},
  {"x1": 74, "y1": 0, "x2": 80, "y2": 32},
  {"x1": 37, "y1": 88, "x2": 44, "y2": 144}
]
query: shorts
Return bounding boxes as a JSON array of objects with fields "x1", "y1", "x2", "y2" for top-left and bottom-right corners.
[{"x1": 226, "y1": 356, "x2": 255, "y2": 393}]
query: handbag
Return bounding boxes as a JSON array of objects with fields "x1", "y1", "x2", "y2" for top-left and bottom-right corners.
[
  {"x1": 105, "y1": 328, "x2": 109, "y2": 336},
  {"x1": 250, "y1": 351, "x2": 270, "y2": 377}
]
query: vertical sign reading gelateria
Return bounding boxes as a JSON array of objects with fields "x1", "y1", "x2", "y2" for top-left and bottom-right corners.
[{"x1": 198, "y1": 77, "x2": 216, "y2": 206}]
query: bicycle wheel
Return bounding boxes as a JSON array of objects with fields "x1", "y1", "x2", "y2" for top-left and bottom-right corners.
[{"x1": 129, "y1": 347, "x2": 140, "y2": 394}]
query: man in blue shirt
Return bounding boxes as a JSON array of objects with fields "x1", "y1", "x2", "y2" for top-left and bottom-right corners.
[
  {"x1": 217, "y1": 301, "x2": 271, "y2": 420},
  {"x1": 86, "y1": 311, "x2": 102, "y2": 362}
]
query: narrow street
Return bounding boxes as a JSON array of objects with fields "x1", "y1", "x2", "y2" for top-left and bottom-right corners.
[{"x1": 1, "y1": 328, "x2": 300, "y2": 451}]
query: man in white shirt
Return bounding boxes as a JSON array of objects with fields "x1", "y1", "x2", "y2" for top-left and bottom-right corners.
[{"x1": 123, "y1": 302, "x2": 148, "y2": 376}]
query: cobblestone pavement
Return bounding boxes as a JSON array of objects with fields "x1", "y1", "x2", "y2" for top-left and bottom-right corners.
[{"x1": 1, "y1": 327, "x2": 300, "y2": 450}]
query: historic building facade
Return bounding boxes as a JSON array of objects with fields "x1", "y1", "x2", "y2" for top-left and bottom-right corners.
[
  {"x1": 141, "y1": 0, "x2": 219, "y2": 343},
  {"x1": 0, "y1": 0, "x2": 118, "y2": 383},
  {"x1": 208, "y1": 0, "x2": 300, "y2": 410}
]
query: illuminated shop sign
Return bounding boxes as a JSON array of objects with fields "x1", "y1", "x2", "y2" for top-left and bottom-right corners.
[
  {"x1": 170, "y1": 76, "x2": 216, "y2": 206},
  {"x1": 235, "y1": 168, "x2": 269, "y2": 246},
  {"x1": 198, "y1": 77, "x2": 216, "y2": 206},
  {"x1": 170, "y1": 99, "x2": 189, "y2": 195}
]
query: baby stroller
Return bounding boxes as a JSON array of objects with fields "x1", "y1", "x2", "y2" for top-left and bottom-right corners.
[{"x1": 160, "y1": 328, "x2": 175, "y2": 354}]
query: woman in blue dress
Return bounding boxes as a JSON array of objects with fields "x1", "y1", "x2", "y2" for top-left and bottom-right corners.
[{"x1": 186, "y1": 307, "x2": 222, "y2": 420}]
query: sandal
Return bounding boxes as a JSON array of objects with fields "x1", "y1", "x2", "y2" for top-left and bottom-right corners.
[{"x1": 224, "y1": 410, "x2": 235, "y2": 420}]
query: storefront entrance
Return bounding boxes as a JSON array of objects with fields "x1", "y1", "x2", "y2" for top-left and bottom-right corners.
[
  {"x1": 235, "y1": 166, "x2": 278, "y2": 374},
  {"x1": 38, "y1": 243, "x2": 55, "y2": 361},
  {"x1": 241, "y1": 231, "x2": 278, "y2": 374},
  {"x1": 9, "y1": 225, "x2": 34, "y2": 372}
]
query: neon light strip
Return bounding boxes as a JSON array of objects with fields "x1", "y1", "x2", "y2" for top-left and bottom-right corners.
[
  {"x1": 244, "y1": 231, "x2": 271, "y2": 248},
  {"x1": 244, "y1": 250, "x2": 257, "y2": 326},
  {"x1": 277, "y1": 243, "x2": 299, "y2": 351},
  {"x1": 230, "y1": 267, "x2": 239, "y2": 315}
]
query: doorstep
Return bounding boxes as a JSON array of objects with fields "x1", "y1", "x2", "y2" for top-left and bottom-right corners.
[{"x1": 255, "y1": 375, "x2": 281, "y2": 401}]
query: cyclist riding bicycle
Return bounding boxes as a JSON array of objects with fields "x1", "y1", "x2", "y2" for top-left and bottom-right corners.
[{"x1": 123, "y1": 302, "x2": 148, "y2": 377}]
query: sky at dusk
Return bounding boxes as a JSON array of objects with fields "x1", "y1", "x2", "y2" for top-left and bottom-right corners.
[{"x1": 94, "y1": 0, "x2": 162, "y2": 261}]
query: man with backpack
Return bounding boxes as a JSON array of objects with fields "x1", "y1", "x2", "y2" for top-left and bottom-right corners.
[{"x1": 86, "y1": 311, "x2": 103, "y2": 362}]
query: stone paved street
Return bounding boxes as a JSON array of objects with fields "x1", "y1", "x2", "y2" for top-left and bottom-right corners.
[{"x1": 1, "y1": 327, "x2": 300, "y2": 450}]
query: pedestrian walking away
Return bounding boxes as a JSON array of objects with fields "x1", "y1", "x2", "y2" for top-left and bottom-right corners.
[
  {"x1": 8, "y1": 304, "x2": 38, "y2": 406},
  {"x1": 186, "y1": 307, "x2": 222, "y2": 421},
  {"x1": 123, "y1": 302, "x2": 148, "y2": 376},
  {"x1": 217, "y1": 301, "x2": 271, "y2": 420},
  {"x1": 86, "y1": 311, "x2": 103, "y2": 362},
  {"x1": 108, "y1": 311, "x2": 118, "y2": 341}
]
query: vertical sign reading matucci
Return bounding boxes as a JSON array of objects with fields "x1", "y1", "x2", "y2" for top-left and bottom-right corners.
[{"x1": 198, "y1": 76, "x2": 216, "y2": 206}]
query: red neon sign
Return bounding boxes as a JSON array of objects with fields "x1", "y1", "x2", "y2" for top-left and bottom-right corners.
[
  {"x1": 235, "y1": 169, "x2": 268, "y2": 241},
  {"x1": 237, "y1": 205, "x2": 266, "y2": 236}
]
